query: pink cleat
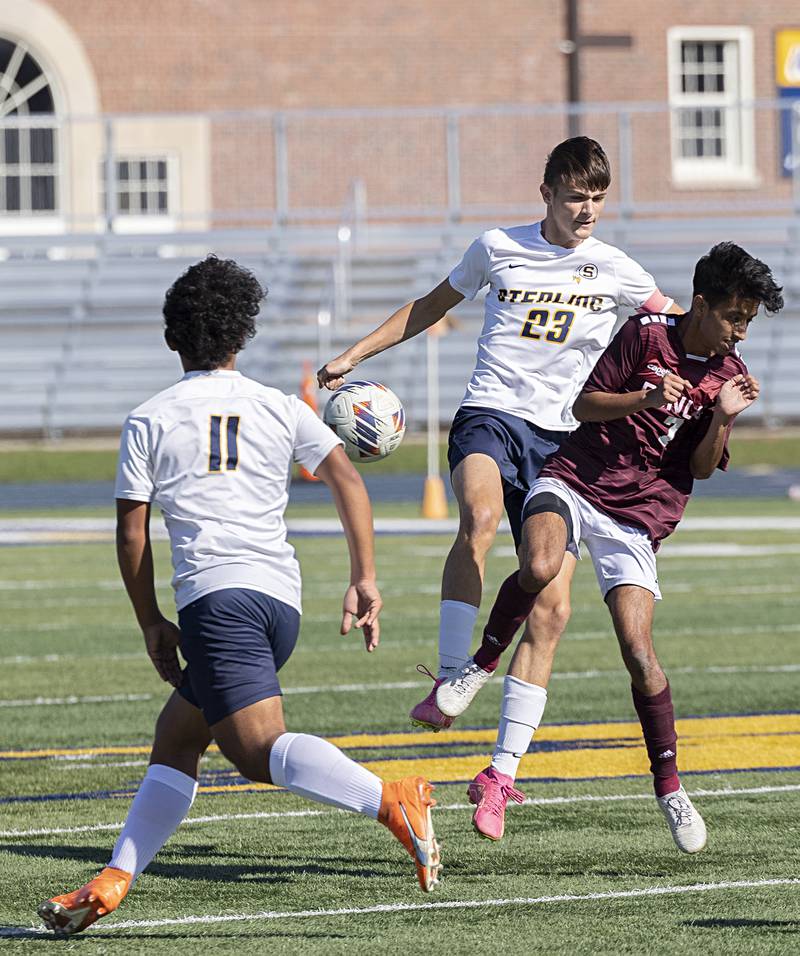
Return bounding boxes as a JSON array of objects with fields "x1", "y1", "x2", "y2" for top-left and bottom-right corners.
[
  {"x1": 409, "y1": 665, "x2": 455, "y2": 732},
  {"x1": 467, "y1": 766, "x2": 525, "y2": 841}
]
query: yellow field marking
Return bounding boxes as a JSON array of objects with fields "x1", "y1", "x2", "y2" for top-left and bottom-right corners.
[
  {"x1": 331, "y1": 712, "x2": 800, "y2": 750},
  {"x1": 0, "y1": 744, "x2": 154, "y2": 759},
  {"x1": 363, "y1": 730, "x2": 800, "y2": 784},
  {"x1": 195, "y1": 718, "x2": 800, "y2": 793},
  {"x1": 3, "y1": 713, "x2": 799, "y2": 762}
]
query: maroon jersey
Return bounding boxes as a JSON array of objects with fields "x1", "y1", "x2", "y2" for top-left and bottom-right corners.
[{"x1": 540, "y1": 314, "x2": 746, "y2": 548}]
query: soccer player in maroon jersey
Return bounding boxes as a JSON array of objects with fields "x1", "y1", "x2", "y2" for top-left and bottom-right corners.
[{"x1": 435, "y1": 242, "x2": 784, "y2": 847}]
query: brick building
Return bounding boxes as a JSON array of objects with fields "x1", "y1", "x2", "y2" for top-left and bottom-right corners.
[{"x1": 1, "y1": 0, "x2": 798, "y2": 231}]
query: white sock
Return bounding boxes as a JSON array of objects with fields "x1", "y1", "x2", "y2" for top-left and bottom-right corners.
[
  {"x1": 491, "y1": 676, "x2": 548, "y2": 780},
  {"x1": 109, "y1": 764, "x2": 198, "y2": 880},
  {"x1": 269, "y1": 732, "x2": 383, "y2": 818},
  {"x1": 438, "y1": 600, "x2": 479, "y2": 677}
]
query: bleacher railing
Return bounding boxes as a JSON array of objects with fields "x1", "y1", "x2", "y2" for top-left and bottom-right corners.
[{"x1": 0, "y1": 99, "x2": 799, "y2": 237}]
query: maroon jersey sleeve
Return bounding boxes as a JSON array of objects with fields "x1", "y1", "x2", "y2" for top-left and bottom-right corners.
[{"x1": 582, "y1": 316, "x2": 646, "y2": 394}]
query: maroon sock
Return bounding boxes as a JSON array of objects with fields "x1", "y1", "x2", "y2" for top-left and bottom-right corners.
[
  {"x1": 473, "y1": 572, "x2": 538, "y2": 673},
  {"x1": 631, "y1": 683, "x2": 680, "y2": 797}
]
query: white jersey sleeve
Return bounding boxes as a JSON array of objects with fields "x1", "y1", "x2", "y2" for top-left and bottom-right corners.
[
  {"x1": 612, "y1": 249, "x2": 672, "y2": 311},
  {"x1": 448, "y1": 234, "x2": 491, "y2": 301},
  {"x1": 115, "y1": 415, "x2": 154, "y2": 502},
  {"x1": 292, "y1": 398, "x2": 343, "y2": 474}
]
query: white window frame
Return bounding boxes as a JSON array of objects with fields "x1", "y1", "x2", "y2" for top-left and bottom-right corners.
[
  {"x1": 667, "y1": 26, "x2": 756, "y2": 187},
  {"x1": 0, "y1": 38, "x2": 63, "y2": 233},
  {"x1": 102, "y1": 153, "x2": 179, "y2": 234}
]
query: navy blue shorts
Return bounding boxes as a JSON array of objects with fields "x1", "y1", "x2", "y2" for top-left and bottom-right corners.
[
  {"x1": 448, "y1": 405, "x2": 568, "y2": 547},
  {"x1": 177, "y1": 588, "x2": 300, "y2": 727}
]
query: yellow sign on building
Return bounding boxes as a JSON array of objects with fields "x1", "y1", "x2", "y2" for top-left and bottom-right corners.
[{"x1": 776, "y1": 29, "x2": 800, "y2": 87}]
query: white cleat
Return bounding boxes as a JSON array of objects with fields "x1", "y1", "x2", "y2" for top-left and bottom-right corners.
[
  {"x1": 435, "y1": 656, "x2": 494, "y2": 717},
  {"x1": 657, "y1": 786, "x2": 707, "y2": 853}
]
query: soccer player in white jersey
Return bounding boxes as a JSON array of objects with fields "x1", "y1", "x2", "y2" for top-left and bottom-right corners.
[
  {"x1": 38, "y1": 257, "x2": 441, "y2": 937},
  {"x1": 318, "y1": 138, "x2": 681, "y2": 732}
]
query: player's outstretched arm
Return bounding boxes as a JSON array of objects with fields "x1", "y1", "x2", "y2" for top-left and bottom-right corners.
[
  {"x1": 314, "y1": 446, "x2": 383, "y2": 650},
  {"x1": 116, "y1": 499, "x2": 182, "y2": 687},
  {"x1": 690, "y1": 374, "x2": 759, "y2": 479},
  {"x1": 574, "y1": 372, "x2": 691, "y2": 422},
  {"x1": 317, "y1": 279, "x2": 464, "y2": 390}
]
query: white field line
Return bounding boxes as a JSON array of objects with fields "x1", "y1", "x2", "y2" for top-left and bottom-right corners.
[
  {"x1": 0, "y1": 559, "x2": 797, "y2": 612},
  {"x1": 0, "y1": 610, "x2": 398, "y2": 636},
  {"x1": 3, "y1": 661, "x2": 800, "y2": 708},
  {"x1": 0, "y1": 693, "x2": 153, "y2": 708},
  {"x1": 4, "y1": 877, "x2": 796, "y2": 936},
  {"x1": 660, "y1": 543, "x2": 800, "y2": 558},
  {"x1": 2, "y1": 515, "x2": 800, "y2": 535},
  {"x1": 0, "y1": 652, "x2": 143, "y2": 664},
  {"x1": 56, "y1": 759, "x2": 150, "y2": 770},
  {"x1": 3, "y1": 622, "x2": 800, "y2": 668},
  {"x1": 666, "y1": 583, "x2": 799, "y2": 595},
  {"x1": 1, "y1": 782, "x2": 798, "y2": 840},
  {"x1": 494, "y1": 543, "x2": 800, "y2": 560}
]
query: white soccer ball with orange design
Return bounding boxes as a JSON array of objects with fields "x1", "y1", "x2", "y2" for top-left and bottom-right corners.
[{"x1": 323, "y1": 381, "x2": 406, "y2": 462}]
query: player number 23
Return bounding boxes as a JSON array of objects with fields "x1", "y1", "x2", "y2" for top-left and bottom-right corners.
[{"x1": 520, "y1": 308, "x2": 576, "y2": 345}]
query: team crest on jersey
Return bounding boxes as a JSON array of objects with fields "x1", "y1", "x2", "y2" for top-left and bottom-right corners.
[{"x1": 573, "y1": 263, "x2": 598, "y2": 283}]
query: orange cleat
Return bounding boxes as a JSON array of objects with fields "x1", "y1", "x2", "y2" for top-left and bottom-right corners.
[
  {"x1": 37, "y1": 866, "x2": 132, "y2": 936},
  {"x1": 378, "y1": 776, "x2": 442, "y2": 892}
]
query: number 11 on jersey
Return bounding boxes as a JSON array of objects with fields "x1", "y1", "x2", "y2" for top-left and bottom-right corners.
[{"x1": 209, "y1": 415, "x2": 240, "y2": 472}]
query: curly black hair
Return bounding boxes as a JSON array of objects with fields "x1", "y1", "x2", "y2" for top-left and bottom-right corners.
[
  {"x1": 693, "y1": 242, "x2": 784, "y2": 315},
  {"x1": 163, "y1": 255, "x2": 265, "y2": 368}
]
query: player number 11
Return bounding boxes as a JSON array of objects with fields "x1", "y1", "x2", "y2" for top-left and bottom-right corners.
[{"x1": 209, "y1": 415, "x2": 240, "y2": 472}]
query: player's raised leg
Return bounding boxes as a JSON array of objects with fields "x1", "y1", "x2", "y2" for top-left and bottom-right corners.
[
  {"x1": 437, "y1": 502, "x2": 570, "y2": 718},
  {"x1": 38, "y1": 692, "x2": 211, "y2": 935},
  {"x1": 607, "y1": 585, "x2": 706, "y2": 853},
  {"x1": 213, "y1": 696, "x2": 442, "y2": 891},
  {"x1": 468, "y1": 554, "x2": 575, "y2": 839},
  {"x1": 410, "y1": 453, "x2": 504, "y2": 731}
]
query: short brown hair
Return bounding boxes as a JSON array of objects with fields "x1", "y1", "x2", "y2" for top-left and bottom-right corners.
[{"x1": 543, "y1": 137, "x2": 611, "y2": 192}]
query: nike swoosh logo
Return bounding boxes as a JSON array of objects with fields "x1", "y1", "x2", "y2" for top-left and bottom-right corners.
[{"x1": 508, "y1": 263, "x2": 527, "y2": 268}]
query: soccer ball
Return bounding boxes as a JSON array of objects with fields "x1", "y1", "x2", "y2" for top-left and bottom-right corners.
[{"x1": 323, "y1": 380, "x2": 406, "y2": 462}]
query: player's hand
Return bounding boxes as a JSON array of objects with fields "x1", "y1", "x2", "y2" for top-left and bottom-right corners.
[
  {"x1": 716, "y1": 374, "x2": 760, "y2": 417},
  {"x1": 648, "y1": 372, "x2": 691, "y2": 408},
  {"x1": 142, "y1": 617, "x2": 183, "y2": 687},
  {"x1": 317, "y1": 354, "x2": 355, "y2": 391},
  {"x1": 341, "y1": 581, "x2": 382, "y2": 652}
]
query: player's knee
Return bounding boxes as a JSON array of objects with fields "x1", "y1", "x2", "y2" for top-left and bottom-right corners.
[
  {"x1": 518, "y1": 553, "x2": 560, "y2": 595},
  {"x1": 530, "y1": 592, "x2": 571, "y2": 639},
  {"x1": 226, "y1": 746, "x2": 270, "y2": 784},
  {"x1": 460, "y1": 503, "x2": 501, "y2": 548},
  {"x1": 152, "y1": 712, "x2": 206, "y2": 767},
  {"x1": 223, "y1": 728, "x2": 287, "y2": 785},
  {"x1": 622, "y1": 639, "x2": 660, "y2": 681}
]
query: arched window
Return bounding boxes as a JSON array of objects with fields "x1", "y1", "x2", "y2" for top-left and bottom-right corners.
[{"x1": 0, "y1": 38, "x2": 58, "y2": 215}]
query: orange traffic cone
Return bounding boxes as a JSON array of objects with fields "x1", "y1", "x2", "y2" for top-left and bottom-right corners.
[{"x1": 299, "y1": 361, "x2": 320, "y2": 482}]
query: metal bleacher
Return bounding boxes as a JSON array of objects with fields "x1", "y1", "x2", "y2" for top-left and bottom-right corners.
[{"x1": 0, "y1": 219, "x2": 798, "y2": 436}]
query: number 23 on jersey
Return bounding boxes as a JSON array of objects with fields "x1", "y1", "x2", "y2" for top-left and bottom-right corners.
[{"x1": 520, "y1": 308, "x2": 575, "y2": 345}]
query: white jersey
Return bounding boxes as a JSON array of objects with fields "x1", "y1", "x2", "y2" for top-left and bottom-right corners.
[
  {"x1": 115, "y1": 369, "x2": 342, "y2": 613},
  {"x1": 449, "y1": 222, "x2": 670, "y2": 432}
]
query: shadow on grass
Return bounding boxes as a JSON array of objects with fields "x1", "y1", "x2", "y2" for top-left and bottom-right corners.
[
  {"x1": 1, "y1": 925, "x2": 348, "y2": 942},
  {"x1": 685, "y1": 918, "x2": 798, "y2": 931},
  {"x1": 1, "y1": 842, "x2": 388, "y2": 882},
  {"x1": 0, "y1": 926, "x2": 47, "y2": 939}
]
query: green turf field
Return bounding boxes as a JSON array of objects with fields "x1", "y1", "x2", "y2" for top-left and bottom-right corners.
[
  {"x1": 1, "y1": 497, "x2": 799, "y2": 953},
  {"x1": 1, "y1": 429, "x2": 799, "y2": 482}
]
